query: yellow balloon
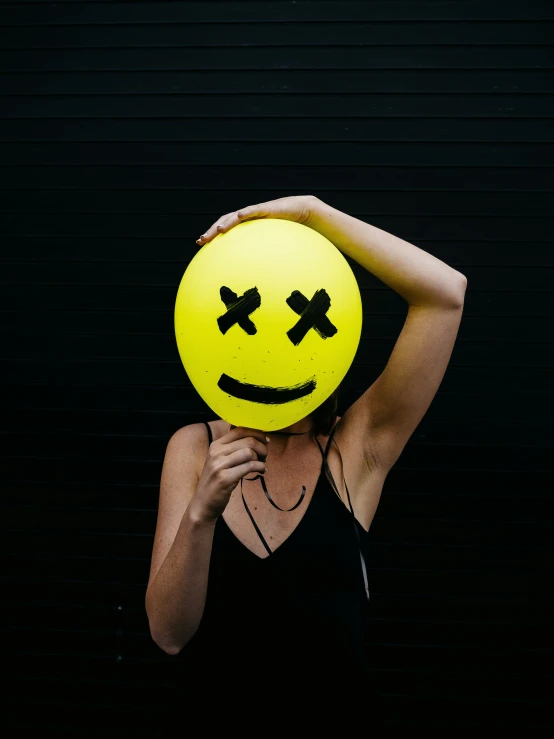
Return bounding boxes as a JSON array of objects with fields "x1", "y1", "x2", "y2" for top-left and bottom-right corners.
[{"x1": 174, "y1": 218, "x2": 362, "y2": 431}]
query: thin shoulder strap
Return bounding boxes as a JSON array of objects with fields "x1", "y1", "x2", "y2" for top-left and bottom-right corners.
[
  {"x1": 203, "y1": 420, "x2": 213, "y2": 446},
  {"x1": 315, "y1": 423, "x2": 371, "y2": 603},
  {"x1": 324, "y1": 421, "x2": 339, "y2": 457}
]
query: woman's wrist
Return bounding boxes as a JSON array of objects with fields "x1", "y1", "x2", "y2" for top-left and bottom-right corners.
[
  {"x1": 185, "y1": 499, "x2": 219, "y2": 530},
  {"x1": 305, "y1": 196, "x2": 337, "y2": 237}
]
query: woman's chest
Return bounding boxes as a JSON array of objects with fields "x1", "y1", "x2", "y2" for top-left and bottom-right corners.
[{"x1": 222, "y1": 460, "x2": 322, "y2": 559}]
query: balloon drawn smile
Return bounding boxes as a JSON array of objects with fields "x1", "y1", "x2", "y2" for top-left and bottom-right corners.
[{"x1": 217, "y1": 372, "x2": 316, "y2": 404}]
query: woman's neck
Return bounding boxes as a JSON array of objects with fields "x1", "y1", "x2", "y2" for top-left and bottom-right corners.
[
  {"x1": 265, "y1": 418, "x2": 313, "y2": 435},
  {"x1": 264, "y1": 418, "x2": 314, "y2": 456}
]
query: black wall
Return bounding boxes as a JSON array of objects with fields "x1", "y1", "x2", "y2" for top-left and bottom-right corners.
[{"x1": 2, "y1": 0, "x2": 553, "y2": 732}]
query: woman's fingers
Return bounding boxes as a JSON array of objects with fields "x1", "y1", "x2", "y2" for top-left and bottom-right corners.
[
  {"x1": 236, "y1": 204, "x2": 269, "y2": 221},
  {"x1": 219, "y1": 437, "x2": 269, "y2": 462},
  {"x1": 196, "y1": 204, "x2": 269, "y2": 245},
  {"x1": 194, "y1": 195, "x2": 314, "y2": 245},
  {"x1": 216, "y1": 427, "x2": 269, "y2": 460},
  {"x1": 195, "y1": 210, "x2": 242, "y2": 244}
]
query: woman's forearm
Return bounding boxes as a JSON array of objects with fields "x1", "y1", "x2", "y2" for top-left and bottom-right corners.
[
  {"x1": 308, "y1": 197, "x2": 466, "y2": 308},
  {"x1": 145, "y1": 503, "x2": 216, "y2": 655}
]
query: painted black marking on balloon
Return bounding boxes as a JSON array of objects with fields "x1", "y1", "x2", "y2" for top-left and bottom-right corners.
[
  {"x1": 217, "y1": 286, "x2": 261, "y2": 335},
  {"x1": 286, "y1": 289, "x2": 338, "y2": 346},
  {"x1": 218, "y1": 373, "x2": 316, "y2": 404}
]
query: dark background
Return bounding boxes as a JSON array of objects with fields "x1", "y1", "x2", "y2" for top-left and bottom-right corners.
[{"x1": 2, "y1": 0, "x2": 553, "y2": 732}]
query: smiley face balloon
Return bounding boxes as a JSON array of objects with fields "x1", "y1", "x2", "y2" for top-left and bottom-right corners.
[{"x1": 174, "y1": 218, "x2": 362, "y2": 431}]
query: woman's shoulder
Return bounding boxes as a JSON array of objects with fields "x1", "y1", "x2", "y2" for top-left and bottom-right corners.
[
  {"x1": 168, "y1": 418, "x2": 233, "y2": 450},
  {"x1": 168, "y1": 420, "x2": 210, "y2": 444}
]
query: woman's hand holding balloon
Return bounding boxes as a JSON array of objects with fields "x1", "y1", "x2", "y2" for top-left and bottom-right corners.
[
  {"x1": 190, "y1": 427, "x2": 270, "y2": 524},
  {"x1": 196, "y1": 195, "x2": 318, "y2": 245}
]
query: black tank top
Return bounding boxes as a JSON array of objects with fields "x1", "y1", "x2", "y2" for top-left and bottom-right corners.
[{"x1": 175, "y1": 420, "x2": 373, "y2": 704}]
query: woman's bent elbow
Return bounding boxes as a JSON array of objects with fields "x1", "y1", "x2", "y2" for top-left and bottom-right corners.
[
  {"x1": 145, "y1": 594, "x2": 197, "y2": 655},
  {"x1": 147, "y1": 612, "x2": 195, "y2": 655},
  {"x1": 158, "y1": 640, "x2": 182, "y2": 657},
  {"x1": 150, "y1": 627, "x2": 186, "y2": 656}
]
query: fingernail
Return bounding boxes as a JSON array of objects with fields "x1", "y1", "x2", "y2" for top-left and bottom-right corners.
[{"x1": 266, "y1": 436, "x2": 270, "y2": 443}]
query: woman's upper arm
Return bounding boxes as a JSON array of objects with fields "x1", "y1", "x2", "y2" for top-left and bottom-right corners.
[
  {"x1": 340, "y1": 301, "x2": 465, "y2": 474},
  {"x1": 146, "y1": 423, "x2": 208, "y2": 590}
]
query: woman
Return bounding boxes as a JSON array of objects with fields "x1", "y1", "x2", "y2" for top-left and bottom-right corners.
[{"x1": 145, "y1": 195, "x2": 467, "y2": 719}]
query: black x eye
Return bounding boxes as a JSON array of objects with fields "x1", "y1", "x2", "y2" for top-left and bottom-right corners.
[
  {"x1": 217, "y1": 286, "x2": 261, "y2": 335},
  {"x1": 286, "y1": 289, "x2": 337, "y2": 346},
  {"x1": 217, "y1": 285, "x2": 338, "y2": 345}
]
